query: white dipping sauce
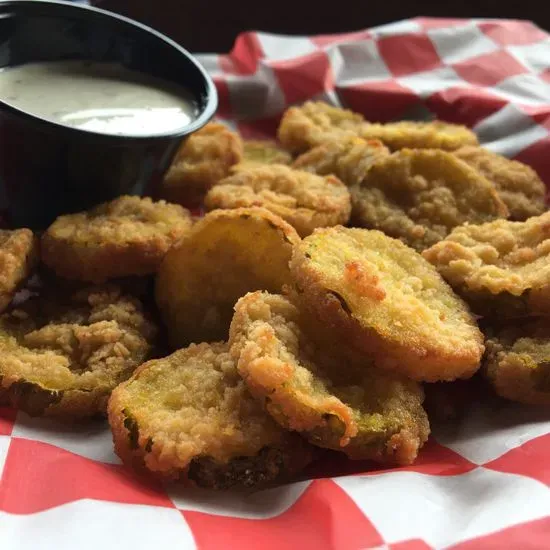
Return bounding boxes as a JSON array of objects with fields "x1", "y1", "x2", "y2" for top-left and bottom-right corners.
[{"x1": 0, "y1": 60, "x2": 198, "y2": 136}]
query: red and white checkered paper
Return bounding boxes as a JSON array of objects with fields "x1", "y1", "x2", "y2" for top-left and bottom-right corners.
[{"x1": 2, "y1": 17, "x2": 550, "y2": 550}]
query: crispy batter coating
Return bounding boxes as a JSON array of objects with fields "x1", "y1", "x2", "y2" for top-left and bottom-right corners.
[
  {"x1": 277, "y1": 102, "x2": 367, "y2": 154},
  {"x1": 0, "y1": 229, "x2": 38, "y2": 313},
  {"x1": 41, "y1": 195, "x2": 192, "y2": 283},
  {"x1": 0, "y1": 284, "x2": 157, "y2": 418},
  {"x1": 161, "y1": 122, "x2": 244, "y2": 205},
  {"x1": 454, "y1": 146, "x2": 546, "y2": 221},
  {"x1": 292, "y1": 136, "x2": 390, "y2": 187},
  {"x1": 482, "y1": 319, "x2": 550, "y2": 405},
  {"x1": 277, "y1": 101, "x2": 478, "y2": 153},
  {"x1": 360, "y1": 121, "x2": 478, "y2": 151},
  {"x1": 155, "y1": 207, "x2": 300, "y2": 348},
  {"x1": 108, "y1": 342, "x2": 313, "y2": 488},
  {"x1": 204, "y1": 164, "x2": 351, "y2": 237},
  {"x1": 229, "y1": 292, "x2": 429, "y2": 464},
  {"x1": 237, "y1": 140, "x2": 293, "y2": 168},
  {"x1": 352, "y1": 149, "x2": 509, "y2": 251},
  {"x1": 290, "y1": 227, "x2": 484, "y2": 382},
  {"x1": 422, "y1": 212, "x2": 550, "y2": 318}
]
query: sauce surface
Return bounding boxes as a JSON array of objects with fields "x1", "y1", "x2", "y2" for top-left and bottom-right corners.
[{"x1": 0, "y1": 60, "x2": 198, "y2": 136}]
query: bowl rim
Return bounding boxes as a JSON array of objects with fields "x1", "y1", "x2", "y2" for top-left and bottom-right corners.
[{"x1": 0, "y1": 0, "x2": 218, "y2": 142}]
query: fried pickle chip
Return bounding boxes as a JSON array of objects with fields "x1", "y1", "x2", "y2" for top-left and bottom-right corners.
[
  {"x1": 482, "y1": 319, "x2": 550, "y2": 405},
  {"x1": 277, "y1": 101, "x2": 478, "y2": 153},
  {"x1": 156, "y1": 207, "x2": 300, "y2": 348},
  {"x1": 229, "y1": 292, "x2": 429, "y2": 464},
  {"x1": 41, "y1": 195, "x2": 192, "y2": 283},
  {"x1": 290, "y1": 227, "x2": 484, "y2": 382},
  {"x1": 237, "y1": 140, "x2": 293, "y2": 168},
  {"x1": 108, "y1": 342, "x2": 313, "y2": 488},
  {"x1": 423, "y1": 212, "x2": 550, "y2": 318},
  {"x1": 277, "y1": 101, "x2": 367, "y2": 154},
  {"x1": 352, "y1": 149, "x2": 509, "y2": 251},
  {"x1": 292, "y1": 136, "x2": 390, "y2": 187},
  {"x1": 161, "y1": 122, "x2": 244, "y2": 205},
  {"x1": 0, "y1": 229, "x2": 38, "y2": 313},
  {"x1": 360, "y1": 121, "x2": 478, "y2": 151},
  {"x1": 204, "y1": 164, "x2": 351, "y2": 237},
  {"x1": 0, "y1": 284, "x2": 157, "y2": 418},
  {"x1": 454, "y1": 146, "x2": 546, "y2": 221}
]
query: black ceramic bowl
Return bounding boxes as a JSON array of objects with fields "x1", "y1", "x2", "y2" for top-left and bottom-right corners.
[{"x1": 0, "y1": 0, "x2": 217, "y2": 229}]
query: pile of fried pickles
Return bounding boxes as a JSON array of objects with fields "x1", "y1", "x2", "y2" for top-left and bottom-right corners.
[{"x1": 0, "y1": 101, "x2": 548, "y2": 490}]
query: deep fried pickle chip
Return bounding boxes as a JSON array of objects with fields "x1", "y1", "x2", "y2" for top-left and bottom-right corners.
[
  {"x1": 352, "y1": 149, "x2": 509, "y2": 250},
  {"x1": 156, "y1": 207, "x2": 300, "y2": 348},
  {"x1": 108, "y1": 342, "x2": 313, "y2": 488},
  {"x1": 454, "y1": 146, "x2": 546, "y2": 221},
  {"x1": 360, "y1": 120, "x2": 478, "y2": 151},
  {"x1": 0, "y1": 229, "x2": 38, "y2": 313},
  {"x1": 0, "y1": 284, "x2": 157, "y2": 418},
  {"x1": 483, "y1": 319, "x2": 550, "y2": 405},
  {"x1": 277, "y1": 101, "x2": 478, "y2": 153},
  {"x1": 290, "y1": 227, "x2": 484, "y2": 382},
  {"x1": 292, "y1": 136, "x2": 390, "y2": 187},
  {"x1": 277, "y1": 101, "x2": 367, "y2": 154},
  {"x1": 42, "y1": 195, "x2": 192, "y2": 283},
  {"x1": 204, "y1": 164, "x2": 351, "y2": 237},
  {"x1": 237, "y1": 140, "x2": 293, "y2": 168},
  {"x1": 229, "y1": 292, "x2": 429, "y2": 464},
  {"x1": 423, "y1": 212, "x2": 550, "y2": 318},
  {"x1": 161, "y1": 122, "x2": 244, "y2": 205}
]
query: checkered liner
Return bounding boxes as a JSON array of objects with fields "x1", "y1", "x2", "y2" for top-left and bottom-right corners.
[{"x1": 1, "y1": 17, "x2": 550, "y2": 550}]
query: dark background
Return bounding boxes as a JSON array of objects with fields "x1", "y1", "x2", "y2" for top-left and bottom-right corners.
[{"x1": 99, "y1": 1, "x2": 549, "y2": 53}]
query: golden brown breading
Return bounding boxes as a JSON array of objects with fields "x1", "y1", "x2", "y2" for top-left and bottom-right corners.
[
  {"x1": 229, "y1": 292, "x2": 429, "y2": 464},
  {"x1": 290, "y1": 227, "x2": 485, "y2": 382},
  {"x1": 108, "y1": 342, "x2": 313, "y2": 488},
  {"x1": 482, "y1": 319, "x2": 550, "y2": 405},
  {"x1": 422, "y1": 212, "x2": 550, "y2": 318},
  {"x1": 360, "y1": 121, "x2": 478, "y2": 151},
  {"x1": 277, "y1": 101, "x2": 367, "y2": 154},
  {"x1": 0, "y1": 229, "x2": 38, "y2": 313},
  {"x1": 161, "y1": 122, "x2": 244, "y2": 205},
  {"x1": 277, "y1": 101, "x2": 478, "y2": 153},
  {"x1": 155, "y1": 207, "x2": 300, "y2": 348},
  {"x1": 292, "y1": 136, "x2": 390, "y2": 187},
  {"x1": 204, "y1": 164, "x2": 351, "y2": 237},
  {"x1": 352, "y1": 149, "x2": 509, "y2": 251},
  {"x1": 237, "y1": 140, "x2": 293, "y2": 168},
  {"x1": 41, "y1": 196, "x2": 192, "y2": 283},
  {"x1": 0, "y1": 284, "x2": 157, "y2": 418},
  {"x1": 454, "y1": 146, "x2": 546, "y2": 221}
]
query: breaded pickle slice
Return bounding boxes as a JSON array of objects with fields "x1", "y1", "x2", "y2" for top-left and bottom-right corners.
[
  {"x1": 108, "y1": 342, "x2": 313, "y2": 488},
  {"x1": 238, "y1": 140, "x2": 293, "y2": 167},
  {"x1": 155, "y1": 207, "x2": 300, "y2": 348},
  {"x1": 42, "y1": 196, "x2": 192, "y2": 283},
  {"x1": 352, "y1": 149, "x2": 509, "y2": 251},
  {"x1": 423, "y1": 212, "x2": 550, "y2": 318},
  {"x1": 205, "y1": 164, "x2": 351, "y2": 237},
  {"x1": 292, "y1": 136, "x2": 390, "y2": 187},
  {"x1": 290, "y1": 227, "x2": 484, "y2": 381},
  {"x1": 229, "y1": 292, "x2": 430, "y2": 464},
  {"x1": 161, "y1": 122, "x2": 244, "y2": 205},
  {"x1": 0, "y1": 284, "x2": 157, "y2": 418},
  {"x1": 454, "y1": 146, "x2": 546, "y2": 221},
  {"x1": 0, "y1": 229, "x2": 38, "y2": 313},
  {"x1": 483, "y1": 319, "x2": 550, "y2": 405}
]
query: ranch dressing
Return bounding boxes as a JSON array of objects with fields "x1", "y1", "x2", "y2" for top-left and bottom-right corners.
[{"x1": 0, "y1": 60, "x2": 198, "y2": 136}]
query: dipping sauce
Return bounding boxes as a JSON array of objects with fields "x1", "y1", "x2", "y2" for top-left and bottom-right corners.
[{"x1": 0, "y1": 60, "x2": 198, "y2": 136}]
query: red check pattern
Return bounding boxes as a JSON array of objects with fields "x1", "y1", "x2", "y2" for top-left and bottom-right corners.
[{"x1": 2, "y1": 17, "x2": 550, "y2": 550}]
